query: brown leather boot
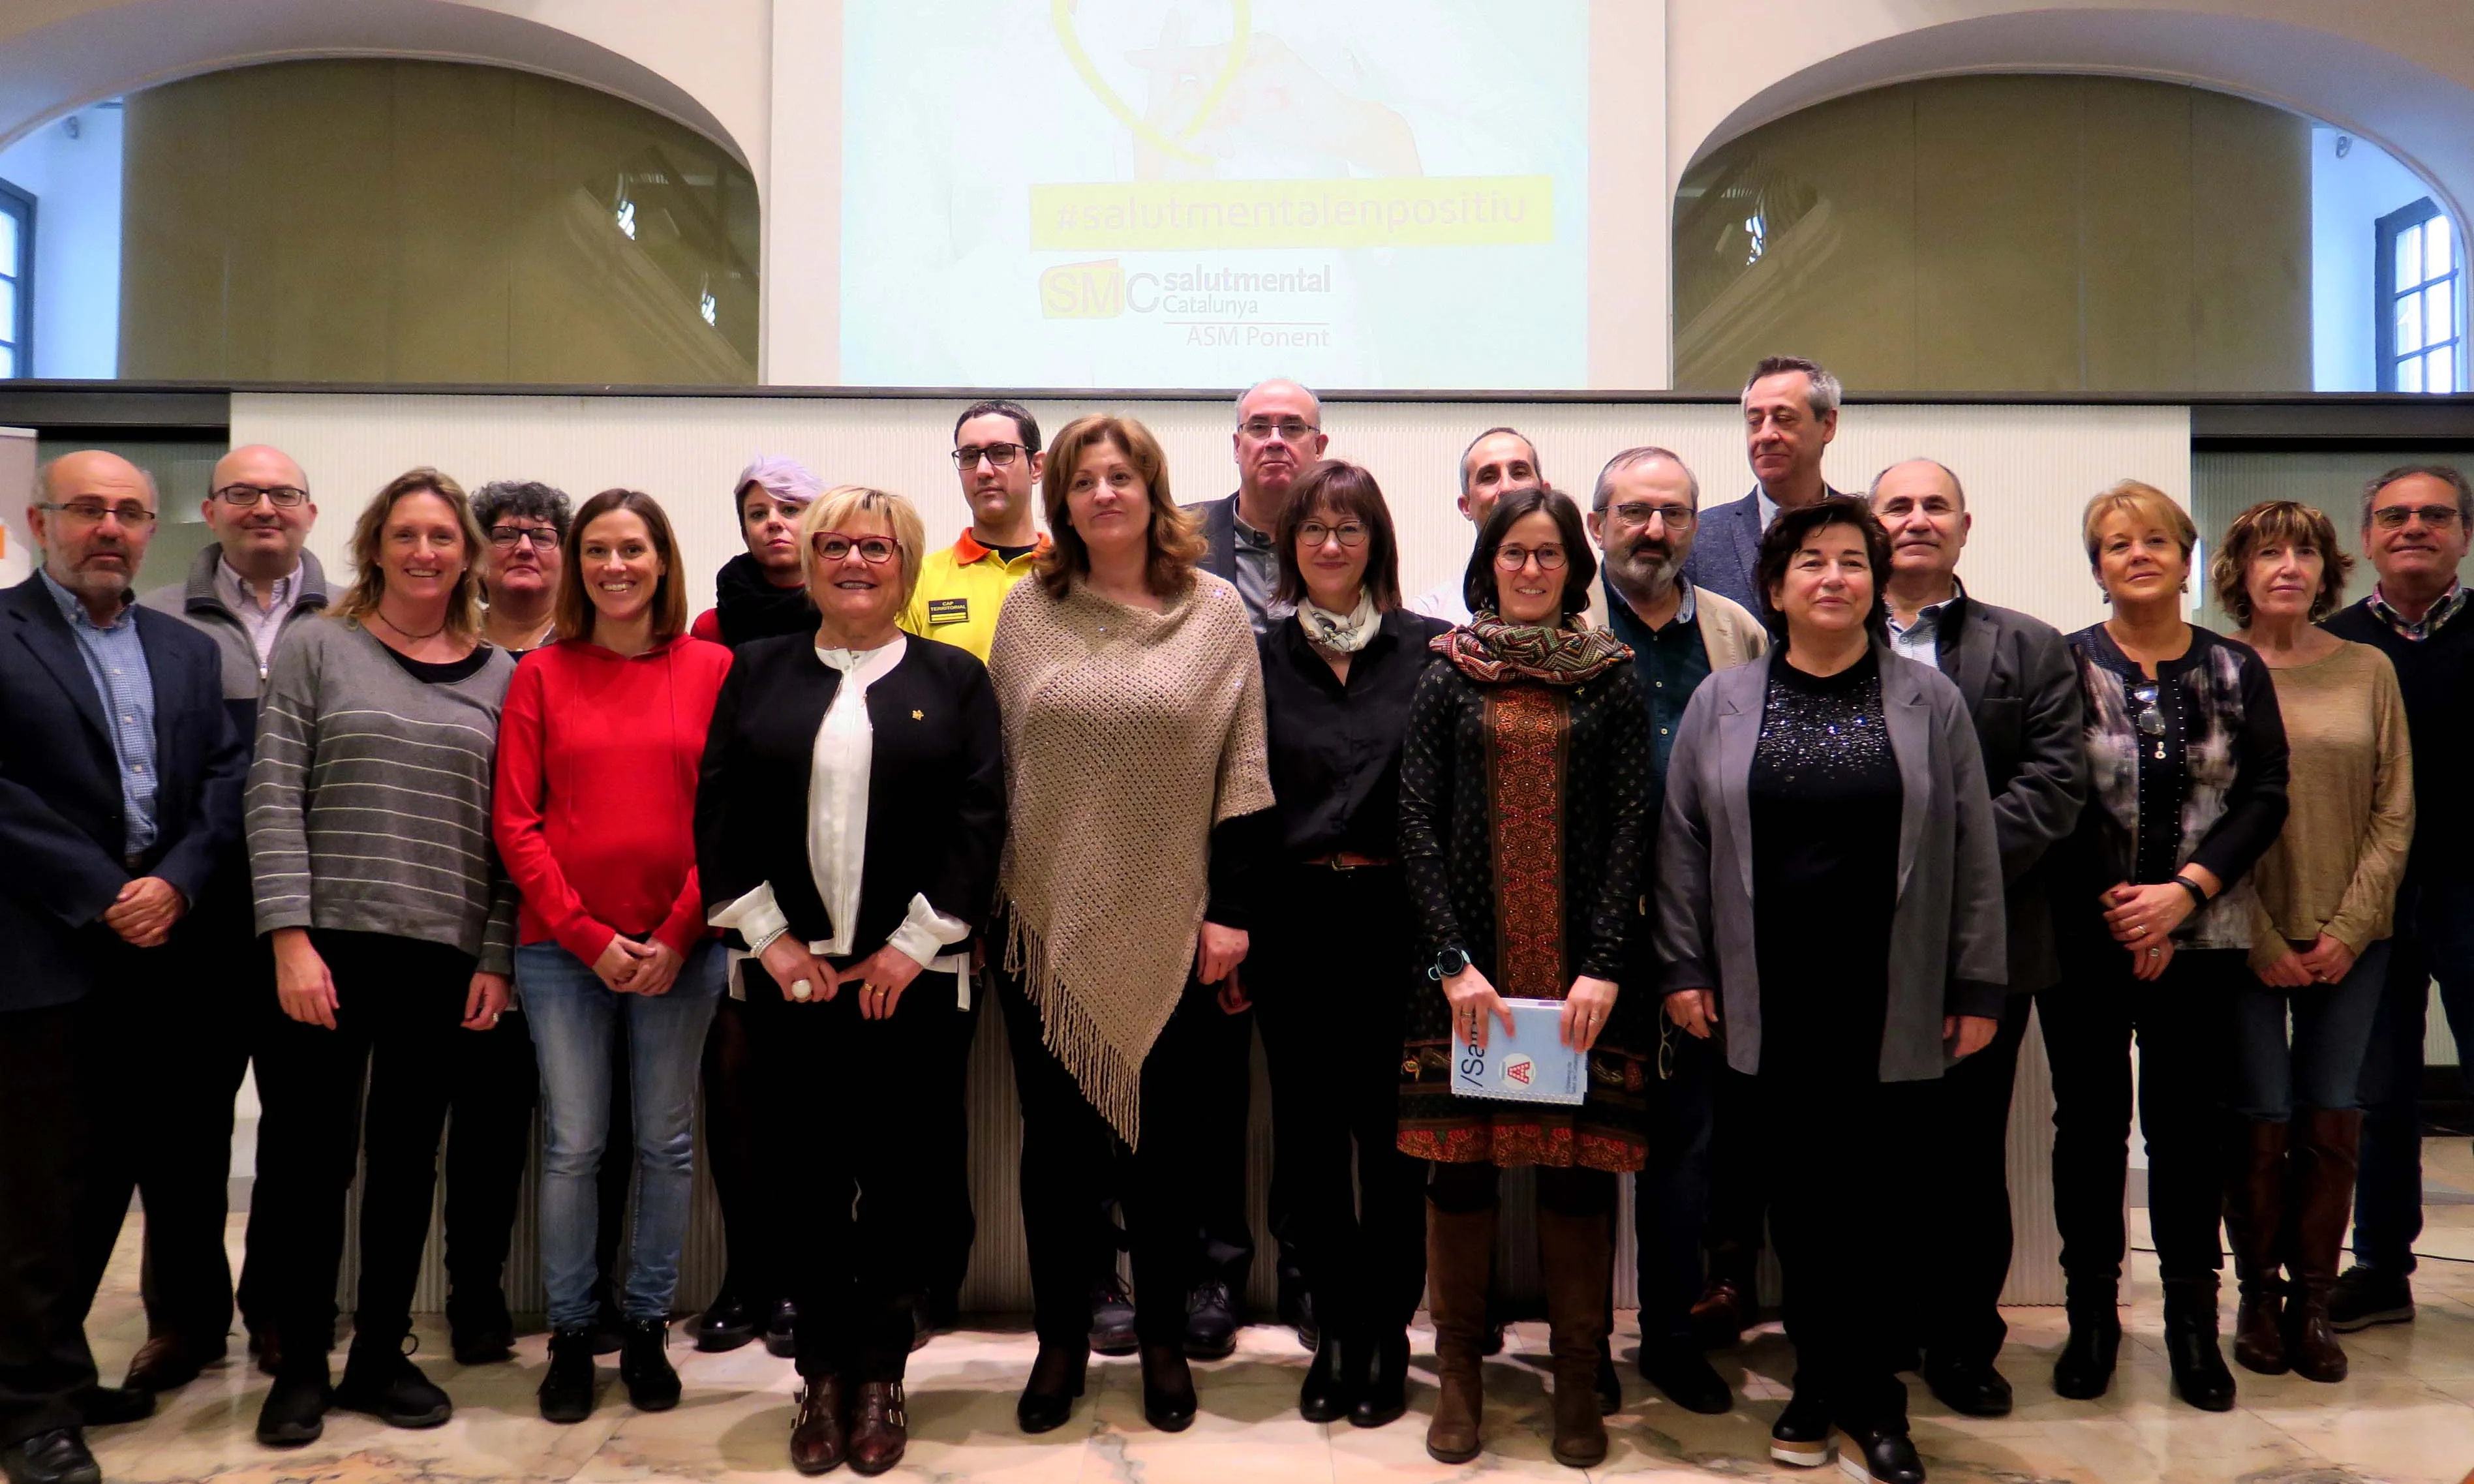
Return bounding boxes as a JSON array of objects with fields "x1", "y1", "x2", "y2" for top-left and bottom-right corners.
[
  {"x1": 2226, "y1": 1118, "x2": 2290, "y2": 1375},
  {"x1": 2287, "y1": 1108, "x2": 2360, "y2": 1383},
  {"x1": 1537, "y1": 1208, "x2": 1611, "y2": 1469},
  {"x1": 847, "y1": 1381, "x2": 908, "y2": 1475},
  {"x1": 1424, "y1": 1200, "x2": 1495, "y2": 1464},
  {"x1": 789, "y1": 1375, "x2": 848, "y2": 1475}
]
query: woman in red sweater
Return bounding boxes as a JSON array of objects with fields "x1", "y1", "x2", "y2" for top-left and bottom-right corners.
[{"x1": 492, "y1": 489, "x2": 734, "y2": 1423}]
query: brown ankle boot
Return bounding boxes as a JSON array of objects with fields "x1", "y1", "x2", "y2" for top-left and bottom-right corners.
[
  {"x1": 2227, "y1": 1118, "x2": 2290, "y2": 1375},
  {"x1": 2287, "y1": 1108, "x2": 2360, "y2": 1382},
  {"x1": 1424, "y1": 1200, "x2": 1495, "y2": 1464},
  {"x1": 1537, "y1": 1208, "x2": 1611, "y2": 1469}
]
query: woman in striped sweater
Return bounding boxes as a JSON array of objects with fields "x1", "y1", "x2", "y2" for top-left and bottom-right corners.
[{"x1": 244, "y1": 468, "x2": 519, "y2": 1450}]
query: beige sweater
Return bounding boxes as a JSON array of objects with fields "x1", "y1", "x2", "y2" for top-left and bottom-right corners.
[
  {"x1": 2248, "y1": 641, "x2": 2415, "y2": 967},
  {"x1": 988, "y1": 571, "x2": 1274, "y2": 1146}
]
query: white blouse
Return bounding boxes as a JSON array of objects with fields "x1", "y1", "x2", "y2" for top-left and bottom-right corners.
[{"x1": 710, "y1": 635, "x2": 973, "y2": 1001}]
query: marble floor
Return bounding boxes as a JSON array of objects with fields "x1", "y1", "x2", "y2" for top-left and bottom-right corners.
[{"x1": 77, "y1": 1139, "x2": 2474, "y2": 1484}]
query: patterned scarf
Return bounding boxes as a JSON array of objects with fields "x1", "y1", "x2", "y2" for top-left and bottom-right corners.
[
  {"x1": 1434, "y1": 609, "x2": 1631, "y2": 684},
  {"x1": 1298, "y1": 590, "x2": 1381, "y2": 653}
]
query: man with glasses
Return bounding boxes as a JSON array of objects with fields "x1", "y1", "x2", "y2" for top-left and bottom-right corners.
[
  {"x1": 1414, "y1": 427, "x2": 1545, "y2": 624},
  {"x1": 1583, "y1": 447, "x2": 1766, "y2": 1417},
  {"x1": 1869, "y1": 459, "x2": 2085, "y2": 1419},
  {"x1": 127, "y1": 446, "x2": 328, "y2": 1397},
  {"x1": 1192, "y1": 378, "x2": 1329, "y2": 635},
  {"x1": 2323, "y1": 464, "x2": 2474, "y2": 1334},
  {"x1": 3, "y1": 451, "x2": 246, "y2": 1484},
  {"x1": 1681, "y1": 356, "x2": 1848, "y2": 612}
]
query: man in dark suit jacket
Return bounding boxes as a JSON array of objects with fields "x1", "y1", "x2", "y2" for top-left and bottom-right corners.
[
  {"x1": 0, "y1": 451, "x2": 247, "y2": 1484},
  {"x1": 1871, "y1": 458, "x2": 2087, "y2": 1419},
  {"x1": 1679, "y1": 355, "x2": 1847, "y2": 611},
  {"x1": 1187, "y1": 377, "x2": 1328, "y2": 636}
]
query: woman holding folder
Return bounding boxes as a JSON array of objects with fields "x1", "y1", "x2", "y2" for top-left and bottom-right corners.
[{"x1": 1394, "y1": 485, "x2": 1655, "y2": 1470}]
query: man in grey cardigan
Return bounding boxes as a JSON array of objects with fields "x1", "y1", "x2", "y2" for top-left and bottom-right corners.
[{"x1": 1871, "y1": 459, "x2": 2087, "y2": 1418}]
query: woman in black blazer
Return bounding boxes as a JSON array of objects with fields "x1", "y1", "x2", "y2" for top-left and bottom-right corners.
[{"x1": 695, "y1": 485, "x2": 1005, "y2": 1478}]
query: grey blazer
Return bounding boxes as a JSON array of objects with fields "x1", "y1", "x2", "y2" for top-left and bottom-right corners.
[
  {"x1": 1655, "y1": 644, "x2": 2009, "y2": 1082},
  {"x1": 1676, "y1": 483, "x2": 1848, "y2": 614}
]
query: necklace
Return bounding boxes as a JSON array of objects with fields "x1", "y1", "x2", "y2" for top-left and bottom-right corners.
[{"x1": 373, "y1": 605, "x2": 450, "y2": 642}]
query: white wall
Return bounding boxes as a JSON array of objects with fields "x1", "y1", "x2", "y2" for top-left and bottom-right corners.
[
  {"x1": 2312, "y1": 124, "x2": 2445, "y2": 391},
  {"x1": 0, "y1": 104, "x2": 119, "y2": 378}
]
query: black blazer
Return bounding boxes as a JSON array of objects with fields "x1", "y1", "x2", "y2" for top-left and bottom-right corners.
[
  {"x1": 1184, "y1": 492, "x2": 1242, "y2": 589},
  {"x1": 695, "y1": 631, "x2": 1005, "y2": 961},
  {"x1": 1935, "y1": 592, "x2": 2088, "y2": 994},
  {"x1": 0, "y1": 575, "x2": 247, "y2": 1010}
]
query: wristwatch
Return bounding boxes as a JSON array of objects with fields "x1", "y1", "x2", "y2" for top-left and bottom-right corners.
[{"x1": 1429, "y1": 945, "x2": 1473, "y2": 982}]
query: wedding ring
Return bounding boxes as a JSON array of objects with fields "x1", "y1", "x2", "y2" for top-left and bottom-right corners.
[{"x1": 2147, "y1": 946, "x2": 2162, "y2": 957}]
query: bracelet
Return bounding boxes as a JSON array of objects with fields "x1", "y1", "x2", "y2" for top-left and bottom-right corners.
[
  {"x1": 2172, "y1": 875, "x2": 2209, "y2": 908},
  {"x1": 746, "y1": 924, "x2": 790, "y2": 956}
]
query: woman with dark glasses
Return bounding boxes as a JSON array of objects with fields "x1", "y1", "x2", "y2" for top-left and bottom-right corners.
[{"x1": 2041, "y1": 481, "x2": 2289, "y2": 1414}]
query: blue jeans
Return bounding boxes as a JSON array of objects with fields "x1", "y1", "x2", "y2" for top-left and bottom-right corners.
[
  {"x1": 2228, "y1": 939, "x2": 2392, "y2": 1119},
  {"x1": 2353, "y1": 874, "x2": 2474, "y2": 1275},
  {"x1": 518, "y1": 940, "x2": 724, "y2": 1329}
]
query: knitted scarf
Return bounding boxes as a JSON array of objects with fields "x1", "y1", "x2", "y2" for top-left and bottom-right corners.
[
  {"x1": 712, "y1": 552, "x2": 815, "y2": 648},
  {"x1": 1435, "y1": 609, "x2": 1632, "y2": 685},
  {"x1": 987, "y1": 574, "x2": 1275, "y2": 1147}
]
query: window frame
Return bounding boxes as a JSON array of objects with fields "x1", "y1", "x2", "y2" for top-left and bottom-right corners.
[
  {"x1": 2375, "y1": 196, "x2": 2460, "y2": 394},
  {"x1": 0, "y1": 175, "x2": 30, "y2": 380}
]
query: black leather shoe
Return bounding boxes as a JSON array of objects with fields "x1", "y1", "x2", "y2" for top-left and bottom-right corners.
[
  {"x1": 2164, "y1": 1318, "x2": 2237, "y2": 1412},
  {"x1": 694, "y1": 1288, "x2": 759, "y2": 1353},
  {"x1": 1351, "y1": 1330, "x2": 1410, "y2": 1428},
  {"x1": 2053, "y1": 1309, "x2": 2120, "y2": 1401},
  {"x1": 1140, "y1": 1340, "x2": 1198, "y2": 1432},
  {"x1": 448, "y1": 1290, "x2": 517, "y2": 1365},
  {"x1": 1298, "y1": 1333, "x2": 1351, "y2": 1423},
  {"x1": 123, "y1": 1334, "x2": 219, "y2": 1393},
  {"x1": 255, "y1": 1372, "x2": 331, "y2": 1447},
  {"x1": 333, "y1": 1344, "x2": 453, "y2": 1429},
  {"x1": 1016, "y1": 1345, "x2": 1086, "y2": 1434},
  {"x1": 1833, "y1": 1425, "x2": 1925, "y2": 1484},
  {"x1": 1769, "y1": 1390, "x2": 1833, "y2": 1468},
  {"x1": 539, "y1": 1328, "x2": 598, "y2": 1424},
  {"x1": 69, "y1": 1385, "x2": 155, "y2": 1427},
  {"x1": 1279, "y1": 1278, "x2": 1319, "y2": 1352},
  {"x1": 1639, "y1": 1340, "x2": 1732, "y2": 1415},
  {"x1": 763, "y1": 1299, "x2": 800, "y2": 1359},
  {"x1": 1090, "y1": 1275, "x2": 1139, "y2": 1357},
  {"x1": 620, "y1": 1317, "x2": 682, "y2": 1412},
  {"x1": 1595, "y1": 1342, "x2": 1623, "y2": 1416},
  {"x1": 0, "y1": 1428, "x2": 100, "y2": 1484},
  {"x1": 1925, "y1": 1357, "x2": 2013, "y2": 1417},
  {"x1": 1183, "y1": 1279, "x2": 1237, "y2": 1360}
]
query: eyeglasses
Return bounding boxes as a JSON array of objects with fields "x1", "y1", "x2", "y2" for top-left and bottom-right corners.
[
  {"x1": 953, "y1": 443, "x2": 1028, "y2": 468},
  {"x1": 2369, "y1": 502, "x2": 2464, "y2": 530},
  {"x1": 2130, "y1": 682, "x2": 2166, "y2": 737},
  {"x1": 1601, "y1": 501, "x2": 1696, "y2": 528},
  {"x1": 1495, "y1": 543, "x2": 1568, "y2": 571},
  {"x1": 1239, "y1": 417, "x2": 1319, "y2": 442},
  {"x1": 1299, "y1": 520, "x2": 1367, "y2": 548},
  {"x1": 489, "y1": 525, "x2": 560, "y2": 550},
  {"x1": 36, "y1": 500, "x2": 158, "y2": 528},
  {"x1": 813, "y1": 532, "x2": 901, "y2": 564},
  {"x1": 213, "y1": 483, "x2": 309, "y2": 507}
]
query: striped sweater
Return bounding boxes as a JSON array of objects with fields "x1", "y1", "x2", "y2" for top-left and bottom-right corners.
[{"x1": 248, "y1": 617, "x2": 519, "y2": 973}]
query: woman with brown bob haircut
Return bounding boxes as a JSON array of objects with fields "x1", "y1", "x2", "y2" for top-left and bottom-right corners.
[
  {"x1": 987, "y1": 414, "x2": 1274, "y2": 1436},
  {"x1": 2208, "y1": 500, "x2": 2411, "y2": 1387}
]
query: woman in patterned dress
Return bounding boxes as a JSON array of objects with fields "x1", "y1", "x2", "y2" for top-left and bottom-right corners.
[{"x1": 1395, "y1": 485, "x2": 1655, "y2": 1470}]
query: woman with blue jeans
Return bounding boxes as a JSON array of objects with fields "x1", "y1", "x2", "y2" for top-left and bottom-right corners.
[
  {"x1": 493, "y1": 489, "x2": 736, "y2": 1420},
  {"x1": 2214, "y1": 500, "x2": 2414, "y2": 1384}
]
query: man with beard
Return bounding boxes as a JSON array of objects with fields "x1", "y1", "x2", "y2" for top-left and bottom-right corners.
[
  {"x1": 1870, "y1": 457, "x2": 2083, "y2": 1417},
  {"x1": 2, "y1": 451, "x2": 246, "y2": 1484},
  {"x1": 1413, "y1": 427, "x2": 1544, "y2": 624},
  {"x1": 1584, "y1": 447, "x2": 1765, "y2": 1416}
]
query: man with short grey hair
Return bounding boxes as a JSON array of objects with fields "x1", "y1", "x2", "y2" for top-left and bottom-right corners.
[
  {"x1": 1679, "y1": 355, "x2": 1847, "y2": 611},
  {"x1": 1190, "y1": 377, "x2": 1328, "y2": 634},
  {"x1": 1413, "y1": 427, "x2": 1543, "y2": 623}
]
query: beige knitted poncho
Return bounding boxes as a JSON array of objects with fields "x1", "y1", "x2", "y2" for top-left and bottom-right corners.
[{"x1": 987, "y1": 571, "x2": 1274, "y2": 1147}]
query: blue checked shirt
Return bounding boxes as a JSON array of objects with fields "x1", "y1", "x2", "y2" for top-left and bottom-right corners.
[{"x1": 40, "y1": 569, "x2": 159, "y2": 856}]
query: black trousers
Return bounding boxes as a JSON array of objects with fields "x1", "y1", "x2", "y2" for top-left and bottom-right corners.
[
  {"x1": 923, "y1": 980, "x2": 985, "y2": 1308},
  {"x1": 999, "y1": 951, "x2": 1222, "y2": 1350},
  {"x1": 1634, "y1": 1022, "x2": 1721, "y2": 1346},
  {"x1": 1705, "y1": 1067, "x2": 1768, "y2": 1284},
  {"x1": 249, "y1": 930, "x2": 474, "y2": 1365},
  {"x1": 1757, "y1": 1068, "x2": 1929, "y2": 1434},
  {"x1": 1918, "y1": 992, "x2": 2036, "y2": 1368},
  {"x1": 1253, "y1": 864, "x2": 1428, "y2": 1340},
  {"x1": 1193, "y1": 999, "x2": 1264, "y2": 1294},
  {"x1": 703, "y1": 989, "x2": 776, "y2": 1305},
  {"x1": 441, "y1": 1005, "x2": 538, "y2": 1312},
  {"x1": 0, "y1": 1000, "x2": 95, "y2": 1447},
  {"x1": 2041, "y1": 943, "x2": 2240, "y2": 1290}
]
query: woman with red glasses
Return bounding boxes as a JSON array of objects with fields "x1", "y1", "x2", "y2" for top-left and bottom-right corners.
[{"x1": 695, "y1": 485, "x2": 1005, "y2": 1476}]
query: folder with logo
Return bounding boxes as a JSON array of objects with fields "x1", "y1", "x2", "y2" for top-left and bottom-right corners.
[{"x1": 1450, "y1": 998, "x2": 1586, "y2": 1105}]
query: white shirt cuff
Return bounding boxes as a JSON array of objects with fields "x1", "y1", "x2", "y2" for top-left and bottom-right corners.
[
  {"x1": 708, "y1": 883, "x2": 789, "y2": 946},
  {"x1": 886, "y1": 892, "x2": 971, "y2": 970}
]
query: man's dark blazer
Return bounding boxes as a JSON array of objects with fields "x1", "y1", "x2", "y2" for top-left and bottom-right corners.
[
  {"x1": 1677, "y1": 483, "x2": 1848, "y2": 614},
  {"x1": 1934, "y1": 590, "x2": 2087, "y2": 995},
  {"x1": 0, "y1": 575, "x2": 247, "y2": 1012},
  {"x1": 1184, "y1": 492, "x2": 1242, "y2": 588}
]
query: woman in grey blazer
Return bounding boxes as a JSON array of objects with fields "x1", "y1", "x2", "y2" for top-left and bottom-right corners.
[{"x1": 1657, "y1": 498, "x2": 2006, "y2": 1484}]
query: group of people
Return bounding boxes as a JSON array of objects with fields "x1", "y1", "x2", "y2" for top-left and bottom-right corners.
[{"x1": 0, "y1": 356, "x2": 2467, "y2": 1484}]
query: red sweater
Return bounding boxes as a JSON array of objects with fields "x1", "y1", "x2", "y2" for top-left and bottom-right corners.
[{"x1": 493, "y1": 635, "x2": 734, "y2": 962}]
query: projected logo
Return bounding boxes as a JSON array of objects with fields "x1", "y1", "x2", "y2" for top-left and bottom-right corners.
[
  {"x1": 1042, "y1": 258, "x2": 1340, "y2": 349},
  {"x1": 1041, "y1": 260, "x2": 1123, "y2": 319}
]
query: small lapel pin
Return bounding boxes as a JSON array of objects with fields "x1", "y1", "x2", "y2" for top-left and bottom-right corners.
[{"x1": 911, "y1": 709, "x2": 924, "y2": 720}]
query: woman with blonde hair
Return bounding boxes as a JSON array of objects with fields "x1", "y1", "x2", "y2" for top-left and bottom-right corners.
[
  {"x1": 697, "y1": 484, "x2": 1005, "y2": 1475},
  {"x1": 2211, "y1": 500, "x2": 2412, "y2": 1384},
  {"x1": 2043, "y1": 481, "x2": 2289, "y2": 1413},
  {"x1": 246, "y1": 468, "x2": 519, "y2": 1447},
  {"x1": 986, "y1": 415, "x2": 1274, "y2": 1436}
]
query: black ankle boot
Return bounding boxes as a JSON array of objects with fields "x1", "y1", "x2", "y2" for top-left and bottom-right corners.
[
  {"x1": 1299, "y1": 1331, "x2": 1351, "y2": 1423},
  {"x1": 620, "y1": 1317, "x2": 682, "y2": 1412},
  {"x1": 2053, "y1": 1288, "x2": 2120, "y2": 1401},
  {"x1": 1140, "y1": 1340, "x2": 1198, "y2": 1432},
  {"x1": 539, "y1": 1328, "x2": 598, "y2": 1423},
  {"x1": 1351, "y1": 1330, "x2": 1411, "y2": 1428},
  {"x1": 1016, "y1": 1344, "x2": 1086, "y2": 1434},
  {"x1": 2162, "y1": 1277, "x2": 2237, "y2": 1412}
]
